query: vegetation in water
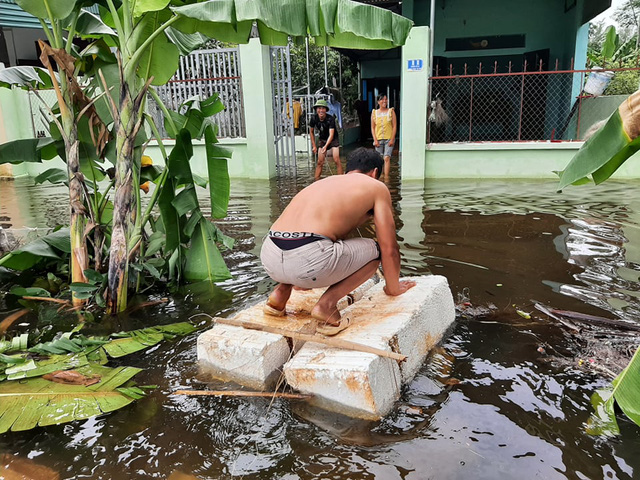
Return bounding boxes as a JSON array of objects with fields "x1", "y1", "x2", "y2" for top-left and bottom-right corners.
[{"x1": 0, "y1": 320, "x2": 196, "y2": 434}]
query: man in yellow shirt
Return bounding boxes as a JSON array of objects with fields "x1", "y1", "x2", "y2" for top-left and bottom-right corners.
[{"x1": 370, "y1": 94, "x2": 397, "y2": 182}]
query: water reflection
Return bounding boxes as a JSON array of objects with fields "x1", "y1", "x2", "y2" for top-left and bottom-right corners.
[{"x1": 1, "y1": 175, "x2": 640, "y2": 478}]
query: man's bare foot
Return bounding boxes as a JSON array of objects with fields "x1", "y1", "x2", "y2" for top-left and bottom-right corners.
[
  {"x1": 264, "y1": 284, "x2": 293, "y2": 314},
  {"x1": 310, "y1": 304, "x2": 341, "y2": 327}
]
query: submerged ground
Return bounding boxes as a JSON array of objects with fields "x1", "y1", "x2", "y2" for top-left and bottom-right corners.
[{"x1": 1, "y1": 156, "x2": 639, "y2": 479}]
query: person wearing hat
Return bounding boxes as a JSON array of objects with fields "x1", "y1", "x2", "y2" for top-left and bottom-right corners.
[{"x1": 309, "y1": 99, "x2": 342, "y2": 181}]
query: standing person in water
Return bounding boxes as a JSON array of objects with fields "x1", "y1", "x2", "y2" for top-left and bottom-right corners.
[
  {"x1": 370, "y1": 94, "x2": 397, "y2": 182},
  {"x1": 309, "y1": 99, "x2": 342, "y2": 181},
  {"x1": 260, "y1": 148, "x2": 416, "y2": 336}
]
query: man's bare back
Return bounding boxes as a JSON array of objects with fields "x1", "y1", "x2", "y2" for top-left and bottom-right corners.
[{"x1": 271, "y1": 173, "x2": 388, "y2": 241}]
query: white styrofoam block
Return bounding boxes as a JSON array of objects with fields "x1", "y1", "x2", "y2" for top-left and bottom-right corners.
[
  {"x1": 284, "y1": 345, "x2": 401, "y2": 420},
  {"x1": 197, "y1": 324, "x2": 291, "y2": 390},
  {"x1": 284, "y1": 275, "x2": 455, "y2": 419},
  {"x1": 195, "y1": 273, "x2": 381, "y2": 390}
]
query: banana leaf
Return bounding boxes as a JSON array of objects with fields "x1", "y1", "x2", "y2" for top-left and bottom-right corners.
[
  {"x1": 0, "y1": 364, "x2": 142, "y2": 433},
  {"x1": 184, "y1": 219, "x2": 231, "y2": 283},
  {"x1": 103, "y1": 322, "x2": 197, "y2": 358},
  {"x1": 171, "y1": 0, "x2": 413, "y2": 49},
  {"x1": 558, "y1": 90, "x2": 640, "y2": 190},
  {"x1": 0, "y1": 227, "x2": 71, "y2": 271},
  {"x1": 588, "y1": 345, "x2": 640, "y2": 435}
]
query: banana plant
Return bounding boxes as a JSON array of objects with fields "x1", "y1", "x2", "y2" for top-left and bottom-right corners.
[
  {"x1": 557, "y1": 88, "x2": 640, "y2": 189},
  {"x1": 11, "y1": 0, "x2": 114, "y2": 305},
  {"x1": 2, "y1": 0, "x2": 413, "y2": 314}
]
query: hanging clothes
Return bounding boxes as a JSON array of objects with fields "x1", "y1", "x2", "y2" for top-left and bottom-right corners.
[{"x1": 327, "y1": 95, "x2": 343, "y2": 129}]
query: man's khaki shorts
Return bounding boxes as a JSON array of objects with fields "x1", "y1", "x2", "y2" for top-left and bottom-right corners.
[{"x1": 260, "y1": 236, "x2": 380, "y2": 288}]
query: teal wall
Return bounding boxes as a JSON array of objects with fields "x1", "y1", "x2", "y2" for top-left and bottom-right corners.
[
  {"x1": 411, "y1": 0, "x2": 587, "y2": 70},
  {"x1": 361, "y1": 59, "x2": 401, "y2": 80}
]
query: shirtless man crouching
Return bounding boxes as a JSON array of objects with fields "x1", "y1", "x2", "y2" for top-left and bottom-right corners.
[{"x1": 260, "y1": 148, "x2": 416, "y2": 336}]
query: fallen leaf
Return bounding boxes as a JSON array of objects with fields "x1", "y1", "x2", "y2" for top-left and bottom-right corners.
[
  {"x1": 516, "y1": 310, "x2": 531, "y2": 320},
  {"x1": 43, "y1": 370, "x2": 101, "y2": 386}
]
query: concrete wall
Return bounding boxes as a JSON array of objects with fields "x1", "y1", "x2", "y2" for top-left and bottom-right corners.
[
  {"x1": 424, "y1": 142, "x2": 640, "y2": 180},
  {"x1": 411, "y1": 0, "x2": 585, "y2": 67},
  {"x1": 1, "y1": 38, "x2": 279, "y2": 180}
]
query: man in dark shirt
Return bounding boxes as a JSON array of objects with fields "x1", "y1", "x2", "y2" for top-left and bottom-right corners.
[{"x1": 309, "y1": 99, "x2": 342, "y2": 181}]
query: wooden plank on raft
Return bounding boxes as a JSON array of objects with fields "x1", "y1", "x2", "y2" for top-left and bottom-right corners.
[
  {"x1": 173, "y1": 390, "x2": 311, "y2": 399},
  {"x1": 214, "y1": 317, "x2": 408, "y2": 362}
]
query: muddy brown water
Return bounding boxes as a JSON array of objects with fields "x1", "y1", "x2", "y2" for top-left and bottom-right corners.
[{"x1": 1, "y1": 162, "x2": 640, "y2": 479}]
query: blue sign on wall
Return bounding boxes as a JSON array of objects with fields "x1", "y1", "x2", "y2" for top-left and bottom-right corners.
[{"x1": 407, "y1": 59, "x2": 423, "y2": 71}]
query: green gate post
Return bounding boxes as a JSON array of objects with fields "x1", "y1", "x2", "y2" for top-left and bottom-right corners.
[{"x1": 400, "y1": 26, "x2": 430, "y2": 180}]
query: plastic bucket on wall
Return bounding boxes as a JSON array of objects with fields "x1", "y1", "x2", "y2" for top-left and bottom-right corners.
[{"x1": 583, "y1": 69, "x2": 615, "y2": 96}]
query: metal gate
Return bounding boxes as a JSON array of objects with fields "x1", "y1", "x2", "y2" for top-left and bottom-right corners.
[
  {"x1": 270, "y1": 45, "x2": 296, "y2": 175},
  {"x1": 149, "y1": 47, "x2": 245, "y2": 139}
]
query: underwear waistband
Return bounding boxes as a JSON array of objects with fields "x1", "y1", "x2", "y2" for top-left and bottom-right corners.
[{"x1": 268, "y1": 231, "x2": 331, "y2": 251}]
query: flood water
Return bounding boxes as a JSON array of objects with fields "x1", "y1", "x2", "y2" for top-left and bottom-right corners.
[{"x1": 1, "y1": 159, "x2": 640, "y2": 479}]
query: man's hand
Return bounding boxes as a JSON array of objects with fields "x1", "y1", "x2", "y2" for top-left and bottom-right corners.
[
  {"x1": 320, "y1": 146, "x2": 327, "y2": 154},
  {"x1": 312, "y1": 145, "x2": 317, "y2": 154},
  {"x1": 373, "y1": 139, "x2": 379, "y2": 147},
  {"x1": 388, "y1": 138, "x2": 395, "y2": 147},
  {"x1": 383, "y1": 280, "x2": 416, "y2": 296}
]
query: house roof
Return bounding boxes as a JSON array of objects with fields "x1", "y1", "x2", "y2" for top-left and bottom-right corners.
[
  {"x1": 0, "y1": 1, "x2": 99, "y2": 29},
  {"x1": 0, "y1": 0, "x2": 42, "y2": 29}
]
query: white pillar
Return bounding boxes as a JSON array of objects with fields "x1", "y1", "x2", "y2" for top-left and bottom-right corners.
[
  {"x1": 239, "y1": 39, "x2": 276, "y2": 178},
  {"x1": 400, "y1": 27, "x2": 430, "y2": 180}
]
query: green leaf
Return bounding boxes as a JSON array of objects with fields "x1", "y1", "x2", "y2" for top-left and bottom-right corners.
[
  {"x1": 0, "y1": 227, "x2": 70, "y2": 271},
  {"x1": 602, "y1": 26, "x2": 619, "y2": 60},
  {"x1": 0, "y1": 334, "x2": 29, "y2": 354},
  {"x1": 205, "y1": 126, "x2": 231, "y2": 219},
  {"x1": 83, "y1": 269, "x2": 107, "y2": 284},
  {"x1": 183, "y1": 210, "x2": 203, "y2": 238},
  {"x1": 9, "y1": 287, "x2": 51, "y2": 298},
  {"x1": 0, "y1": 364, "x2": 142, "y2": 433},
  {"x1": 166, "y1": 129, "x2": 194, "y2": 184},
  {"x1": 184, "y1": 219, "x2": 231, "y2": 283},
  {"x1": 0, "y1": 66, "x2": 54, "y2": 89},
  {"x1": 42, "y1": 227, "x2": 71, "y2": 254},
  {"x1": 145, "y1": 231, "x2": 166, "y2": 257},
  {"x1": 158, "y1": 177, "x2": 182, "y2": 252},
  {"x1": 0, "y1": 138, "x2": 51, "y2": 165},
  {"x1": 557, "y1": 110, "x2": 639, "y2": 189},
  {"x1": 74, "y1": 9, "x2": 116, "y2": 37},
  {"x1": 34, "y1": 168, "x2": 67, "y2": 185},
  {"x1": 103, "y1": 322, "x2": 196, "y2": 358},
  {"x1": 133, "y1": 0, "x2": 171, "y2": 17},
  {"x1": 0, "y1": 240, "x2": 60, "y2": 271},
  {"x1": 5, "y1": 353, "x2": 89, "y2": 380},
  {"x1": 15, "y1": 0, "x2": 77, "y2": 21},
  {"x1": 171, "y1": 186, "x2": 199, "y2": 216},
  {"x1": 587, "y1": 388, "x2": 620, "y2": 436},
  {"x1": 128, "y1": 11, "x2": 180, "y2": 85},
  {"x1": 69, "y1": 282, "x2": 100, "y2": 294},
  {"x1": 609, "y1": 346, "x2": 640, "y2": 428},
  {"x1": 164, "y1": 26, "x2": 209, "y2": 56}
]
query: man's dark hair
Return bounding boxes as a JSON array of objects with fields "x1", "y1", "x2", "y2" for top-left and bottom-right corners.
[
  {"x1": 346, "y1": 148, "x2": 383, "y2": 178},
  {"x1": 377, "y1": 94, "x2": 387, "y2": 101}
]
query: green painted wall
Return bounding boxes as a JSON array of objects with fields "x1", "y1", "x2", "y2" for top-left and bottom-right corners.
[
  {"x1": 400, "y1": 27, "x2": 430, "y2": 180},
  {"x1": 424, "y1": 142, "x2": 640, "y2": 179},
  {"x1": 0, "y1": 87, "x2": 34, "y2": 177},
  {"x1": 413, "y1": 0, "x2": 584, "y2": 69}
]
